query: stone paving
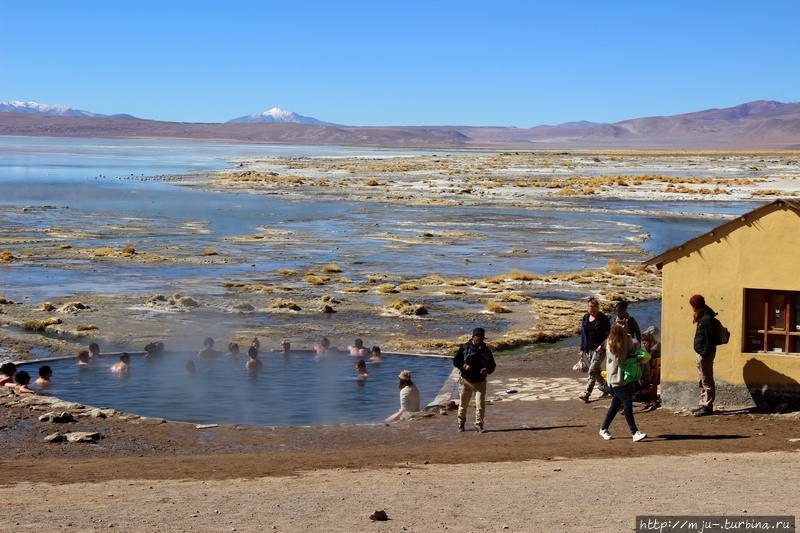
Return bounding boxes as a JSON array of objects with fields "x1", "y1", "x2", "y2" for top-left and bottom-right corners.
[{"x1": 488, "y1": 375, "x2": 591, "y2": 402}]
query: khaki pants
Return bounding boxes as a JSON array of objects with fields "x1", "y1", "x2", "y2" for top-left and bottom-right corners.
[
  {"x1": 695, "y1": 352, "x2": 716, "y2": 408},
  {"x1": 458, "y1": 377, "x2": 487, "y2": 428}
]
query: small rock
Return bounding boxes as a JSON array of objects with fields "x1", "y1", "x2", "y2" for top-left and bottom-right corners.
[
  {"x1": 65, "y1": 431, "x2": 101, "y2": 443},
  {"x1": 52, "y1": 412, "x2": 75, "y2": 423},
  {"x1": 369, "y1": 510, "x2": 388, "y2": 521},
  {"x1": 44, "y1": 432, "x2": 65, "y2": 443}
]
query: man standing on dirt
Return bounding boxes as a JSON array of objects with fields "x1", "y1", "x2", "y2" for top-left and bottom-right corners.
[
  {"x1": 690, "y1": 294, "x2": 716, "y2": 417},
  {"x1": 453, "y1": 327, "x2": 496, "y2": 433}
]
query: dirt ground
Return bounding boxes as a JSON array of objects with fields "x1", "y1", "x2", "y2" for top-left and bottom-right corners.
[{"x1": 2, "y1": 349, "x2": 799, "y2": 532}]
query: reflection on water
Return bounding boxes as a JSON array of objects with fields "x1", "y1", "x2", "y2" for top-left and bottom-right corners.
[{"x1": 31, "y1": 351, "x2": 453, "y2": 426}]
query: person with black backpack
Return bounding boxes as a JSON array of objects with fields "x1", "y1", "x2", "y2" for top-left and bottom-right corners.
[
  {"x1": 689, "y1": 294, "x2": 717, "y2": 417},
  {"x1": 453, "y1": 327, "x2": 496, "y2": 433}
]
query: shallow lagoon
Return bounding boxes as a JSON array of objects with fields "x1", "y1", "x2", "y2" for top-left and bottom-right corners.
[{"x1": 0, "y1": 137, "x2": 751, "y2": 303}]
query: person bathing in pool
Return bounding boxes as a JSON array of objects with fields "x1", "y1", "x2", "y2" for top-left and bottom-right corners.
[
  {"x1": 246, "y1": 346, "x2": 263, "y2": 371},
  {"x1": 110, "y1": 353, "x2": 131, "y2": 373}
]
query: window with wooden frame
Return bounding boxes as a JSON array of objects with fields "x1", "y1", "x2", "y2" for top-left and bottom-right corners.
[{"x1": 744, "y1": 289, "x2": 800, "y2": 354}]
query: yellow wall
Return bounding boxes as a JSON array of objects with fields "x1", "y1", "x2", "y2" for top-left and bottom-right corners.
[{"x1": 661, "y1": 205, "x2": 800, "y2": 389}]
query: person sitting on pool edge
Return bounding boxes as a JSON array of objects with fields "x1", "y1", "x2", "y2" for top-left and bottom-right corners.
[
  {"x1": 355, "y1": 358, "x2": 368, "y2": 379},
  {"x1": 370, "y1": 346, "x2": 383, "y2": 363},
  {"x1": 110, "y1": 353, "x2": 131, "y2": 373},
  {"x1": 88, "y1": 342, "x2": 100, "y2": 358},
  {"x1": 198, "y1": 337, "x2": 219, "y2": 360},
  {"x1": 348, "y1": 338, "x2": 370, "y2": 357},
  {"x1": 77, "y1": 350, "x2": 90, "y2": 366},
  {"x1": 35, "y1": 365, "x2": 52, "y2": 387},
  {"x1": 385, "y1": 370, "x2": 420, "y2": 422},
  {"x1": 7, "y1": 370, "x2": 36, "y2": 394},
  {"x1": 246, "y1": 346, "x2": 262, "y2": 371}
]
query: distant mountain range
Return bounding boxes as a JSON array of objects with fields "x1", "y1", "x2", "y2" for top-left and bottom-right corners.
[
  {"x1": 1, "y1": 100, "x2": 799, "y2": 149},
  {"x1": 0, "y1": 100, "x2": 136, "y2": 119}
]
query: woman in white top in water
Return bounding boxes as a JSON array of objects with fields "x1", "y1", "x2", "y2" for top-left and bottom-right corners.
[{"x1": 385, "y1": 370, "x2": 421, "y2": 422}]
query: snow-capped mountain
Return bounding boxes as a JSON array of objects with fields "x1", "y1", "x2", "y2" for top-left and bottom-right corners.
[
  {"x1": 0, "y1": 100, "x2": 102, "y2": 117},
  {"x1": 226, "y1": 107, "x2": 338, "y2": 126}
]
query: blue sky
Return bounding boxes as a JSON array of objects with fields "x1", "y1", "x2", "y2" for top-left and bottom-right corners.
[{"x1": 1, "y1": 0, "x2": 798, "y2": 127}]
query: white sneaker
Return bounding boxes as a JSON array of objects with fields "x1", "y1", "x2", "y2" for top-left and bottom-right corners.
[
  {"x1": 599, "y1": 429, "x2": 612, "y2": 440},
  {"x1": 632, "y1": 431, "x2": 646, "y2": 442}
]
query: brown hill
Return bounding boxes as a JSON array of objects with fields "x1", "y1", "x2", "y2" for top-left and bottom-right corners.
[{"x1": 2, "y1": 100, "x2": 800, "y2": 149}]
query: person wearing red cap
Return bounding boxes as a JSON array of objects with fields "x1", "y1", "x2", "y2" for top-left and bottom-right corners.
[
  {"x1": 690, "y1": 294, "x2": 716, "y2": 416},
  {"x1": 453, "y1": 327, "x2": 496, "y2": 433}
]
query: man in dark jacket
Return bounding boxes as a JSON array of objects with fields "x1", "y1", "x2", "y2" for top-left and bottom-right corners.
[
  {"x1": 690, "y1": 294, "x2": 716, "y2": 417},
  {"x1": 613, "y1": 300, "x2": 641, "y2": 343},
  {"x1": 453, "y1": 327, "x2": 496, "y2": 433}
]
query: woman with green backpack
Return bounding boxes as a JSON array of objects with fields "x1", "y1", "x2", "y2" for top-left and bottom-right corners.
[{"x1": 599, "y1": 320, "x2": 647, "y2": 442}]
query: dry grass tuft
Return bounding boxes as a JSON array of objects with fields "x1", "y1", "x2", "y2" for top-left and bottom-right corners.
[
  {"x1": 418, "y1": 274, "x2": 447, "y2": 285},
  {"x1": 341, "y1": 285, "x2": 369, "y2": 293},
  {"x1": 22, "y1": 317, "x2": 62, "y2": 331},
  {"x1": 606, "y1": 259, "x2": 625, "y2": 275},
  {"x1": 202, "y1": 249, "x2": 219, "y2": 256},
  {"x1": 322, "y1": 264, "x2": 342, "y2": 273},
  {"x1": 444, "y1": 277, "x2": 473, "y2": 287},
  {"x1": 223, "y1": 282, "x2": 293, "y2": 292},
  {"x1": 387, "y1": 299, "x2": 429, "y2": 316},
  {"x1": 303, "y1": 273, "x2": 327, "y2": 285},
  {"x1": 120, "y1": 246, "x2": 136, "y2": 256},
  {"x1": 178, "y1": 296, "x2": 199, "y2": 307},
  {"x1": 278, "y1": 269, "x2": 298, "y2": 276},
  {"x1": 484, "y1": 270, "x2": 540, "y2": 283},
  {"x1": 376, "y1": 283, "x2": 399, "y2": 293},
  {"x1": 41, "y1": 302, "x2": 56, "y2": 311},
  {"x1": 0, "y1": 250, "x2": 16, "y2": 261},
  {"x1": 493, "y1": 293, "x2": 530, "y2": 302},
  {"x1": 485, "y1": 301, "x2": 513, "y2": 313},
  {"x1": 76, "y1": 324, "x2": 99, "y2": 331},
  {"x1": 397, "y1": 283, "x2": 419, "y2": 291},
  {"x1": 270, "y1": 299, "x2": 301, "y2": 311}
]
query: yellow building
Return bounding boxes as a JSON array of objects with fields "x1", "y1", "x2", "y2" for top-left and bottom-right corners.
[{"x1": 646, "y1": 199, "x2": 800, "y2": 408}]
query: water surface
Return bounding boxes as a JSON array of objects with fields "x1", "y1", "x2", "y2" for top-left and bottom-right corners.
[{"x1": 29, "y1": 351, "x2": 453, "y2": 426}]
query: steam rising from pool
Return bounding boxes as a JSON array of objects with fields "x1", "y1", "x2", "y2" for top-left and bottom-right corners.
[{"x1": 33, "y1": 351, "x2": 454, "y2": 426}]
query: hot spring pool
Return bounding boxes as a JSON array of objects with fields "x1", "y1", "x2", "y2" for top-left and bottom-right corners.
[{"x1": 28, "y1": 351, "x2": 454, "y2": 426}]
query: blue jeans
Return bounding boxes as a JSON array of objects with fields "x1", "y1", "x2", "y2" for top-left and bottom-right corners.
[{"x1": 601, "y1": 384, "x2": 638, "y2": 435}]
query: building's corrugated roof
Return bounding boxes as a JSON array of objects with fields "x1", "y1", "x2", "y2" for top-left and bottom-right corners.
[{"x1": 644, "y1": 199, "x2": 800, "y2": 268}]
